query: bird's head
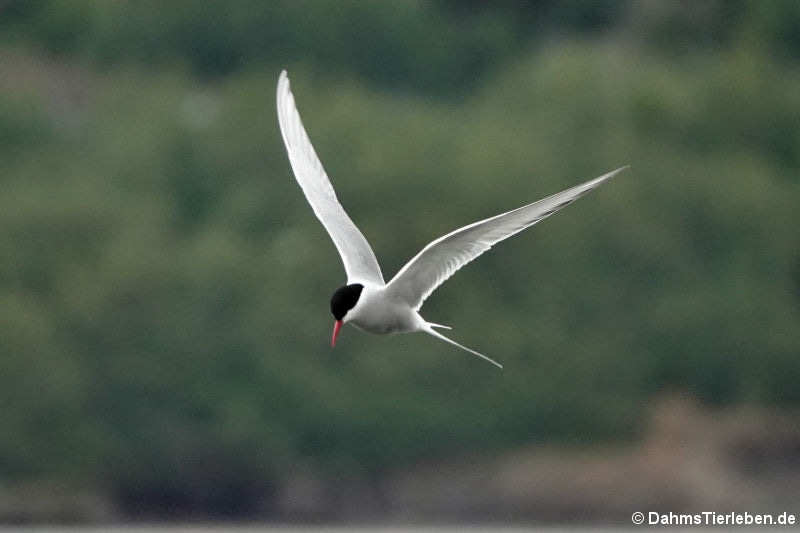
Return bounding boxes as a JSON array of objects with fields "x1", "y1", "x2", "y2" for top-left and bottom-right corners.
[{"x1": 329, "y1": 283, "x2": 363, "y2": 347}]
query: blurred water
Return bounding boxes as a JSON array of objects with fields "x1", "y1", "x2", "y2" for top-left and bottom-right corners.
[
  {"x1": 0, "y1": 528, "x2": 558, "y2": 533},
  {"x1": 0, "y1": 528, "x2": 646, "y2": 533},
  {"x1": 0, "y1": 526, "x2": 767, "y2": 533}
]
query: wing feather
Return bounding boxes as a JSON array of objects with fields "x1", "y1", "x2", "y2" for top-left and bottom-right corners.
[
  {"x1": 276, "y1": 70, "x2": 384, "y2": 285},
  {"x1": 386, "y1": 167, "x2": 627, "y2": 310}
]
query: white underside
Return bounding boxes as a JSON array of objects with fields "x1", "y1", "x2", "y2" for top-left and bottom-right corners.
[
  {"x1": 343, "y1": 285, "x2": 503, "y2": 368},
  {"x1": 345, "y1": 285, "x2": 423, "y2": 334}
]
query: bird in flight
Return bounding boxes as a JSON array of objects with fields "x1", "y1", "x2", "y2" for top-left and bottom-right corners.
[{"x1": 276, "y1": 70, "x2": 626, "y2": 369}]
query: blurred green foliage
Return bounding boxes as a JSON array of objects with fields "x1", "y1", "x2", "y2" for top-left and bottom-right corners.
[
  {"x1": 5, "y1": 1, "x2": 800, "y2": 94},
  {"x1": 0, "y1": 0, "x2": 799, "y2": 518}
]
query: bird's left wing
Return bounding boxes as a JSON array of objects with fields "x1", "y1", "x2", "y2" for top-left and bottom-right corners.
[
  {"x1": 276, "y1": 70, "x2": 385, "y2": 285},
  {"x1": 385, "y1": 167, "x2": 627, "y2": 310}
]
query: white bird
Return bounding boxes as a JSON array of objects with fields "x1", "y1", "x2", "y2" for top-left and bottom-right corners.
[{"x1": 276, "y1": 70, "x2": 626, "y2": 369}]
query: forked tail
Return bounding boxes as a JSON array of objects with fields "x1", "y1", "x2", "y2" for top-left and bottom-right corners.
[{"x1": 424, "y1": 325, "x2": 503, "y2": 369}]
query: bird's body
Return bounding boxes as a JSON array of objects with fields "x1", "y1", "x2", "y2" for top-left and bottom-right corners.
[
  {"x1": 347, "y1": 284, "x2": 423, "y2": 335},
  {"x1": 276, "y1": 70, "x2": 626, "y2": 369}
]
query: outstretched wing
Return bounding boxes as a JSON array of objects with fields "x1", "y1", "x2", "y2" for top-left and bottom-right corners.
[
  {"x1": 276, "y1": 70, "x2": 385, "y2": 285},
  {"x1": 385, "y1": 167, "x2": 627, "y2": 310}
]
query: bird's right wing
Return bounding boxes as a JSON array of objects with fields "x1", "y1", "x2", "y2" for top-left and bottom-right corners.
[
  {"x1": 385, "y1": 167, "x2": 627, "y2": 310},
  {"x1": 276, "y1": 70, "x2": 385, "y2": 285}
]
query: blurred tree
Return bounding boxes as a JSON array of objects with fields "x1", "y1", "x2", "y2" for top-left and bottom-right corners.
[{"x1": 0, "y1": 0, "x2": 798, "y2": 520}]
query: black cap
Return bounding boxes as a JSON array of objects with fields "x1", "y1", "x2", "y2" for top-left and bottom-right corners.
[{"x1": 330, "y1": 283, "x2": 363, "y2": 320}]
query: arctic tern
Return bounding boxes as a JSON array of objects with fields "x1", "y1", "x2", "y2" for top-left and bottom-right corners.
[{"x1": 277, "y1": 70, "x2": 626, "y2": 368}]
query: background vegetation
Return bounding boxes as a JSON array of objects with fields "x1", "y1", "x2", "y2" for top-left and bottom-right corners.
[{"x1": 0, "y1": 0, "x2": 798, "y2": 522}]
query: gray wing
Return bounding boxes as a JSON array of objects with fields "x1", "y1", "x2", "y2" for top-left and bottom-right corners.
[
  {"x1": 385, "y1": 167, "x2": 627, "y2": 310},
  {"x1": 276, "y1": 70, "x2": 385, "y2": 285}
]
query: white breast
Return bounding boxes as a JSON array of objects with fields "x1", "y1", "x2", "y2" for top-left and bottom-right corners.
[{"x1": 345, "y1": 285, "x2": 421, "y2": 335}]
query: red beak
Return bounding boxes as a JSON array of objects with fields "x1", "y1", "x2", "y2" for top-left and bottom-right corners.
[{"x1": 331, "y1": 320, "x2": 343, "y2": 347}]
